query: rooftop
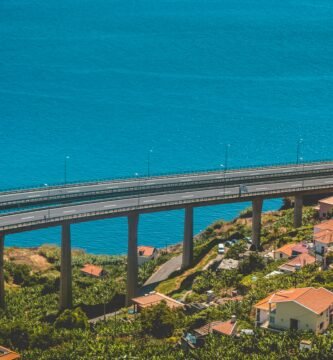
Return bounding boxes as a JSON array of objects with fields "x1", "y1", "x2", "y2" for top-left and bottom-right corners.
[
  {"x1": 255, "y1": 287, "x2": 333, "y2": 315},
  {"x1": 80, "y1": 264, "x2": 104, "y2": 277},
  {"x1": 132, "y1": 292, "x2": 184, "y2": 310},
  {"x1": 319, "y1": 196, "x2": 333, "y2": 206},
  {"x1": 137, "y1": 246, "x2": 156, "y2": 257},
  {"x1": 275, "y1": 243, "x2": 308, "y2": 257},
  {"x1": 314, "y1": 230, "x2": 333, "y2": 244},
  {"x1": 0, "y1": 346, "x2": 20, "y2": 360},
  {"x1": 315, "y1": 220, "x2": 333, "y2": 232},
  {"x1": 279, "y1": 253, "x2": 316, "y2": 272},
  {"x1": 212, "y1": 320, "x2": 237, "y2": 336}
]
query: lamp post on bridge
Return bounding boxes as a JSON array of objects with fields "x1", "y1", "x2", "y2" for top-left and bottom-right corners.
[
  {"x1": 44, "y1": 183, "x2": 51, "y2": 218},
  {"x1": 135, "y1": 172, "x2": 140, "y2": 206},
  {"x1": 300, "y1": 157, "x2": 305, "y2": 187},
  {"x1": 296, "y1": 138, "x2": 303, "y2": 165},
  {"x1": 147, "y1": 149, "x2": 153, "y2": 178},
  {"x1": 64, "y1": 156, "x2": 70, "y2": 185}
]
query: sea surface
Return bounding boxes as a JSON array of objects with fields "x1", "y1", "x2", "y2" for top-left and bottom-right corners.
[{"x1": 1, "y1": 0, "x2": 333, "y2": 254}]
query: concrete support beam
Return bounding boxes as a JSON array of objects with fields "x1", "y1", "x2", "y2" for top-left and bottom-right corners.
[
  {"x1": 182, "y1": 206, "x2": 194, "y2": 269},
  {"x1": 126, "y1": 213, "x2": 139, "y2": 306},
  {"x1": 252, "y1": 198, "x2": 263, "y2": 250},
  {"x1": 59, "y1": 223, "x2": 72, "y2": 311},
  {"x1": 294, "y1": 194, "x2": 303, "y2": 228},
  {"x1": 0, "y1": 234, "x2": 5, "y2": 309}
]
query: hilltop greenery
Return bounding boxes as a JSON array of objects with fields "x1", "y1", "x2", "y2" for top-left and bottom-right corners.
[{"x1": 1, "y1": 205, "x2": 333, "y2": 359}]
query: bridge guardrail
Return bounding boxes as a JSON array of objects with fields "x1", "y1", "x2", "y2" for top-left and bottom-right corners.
[
  {"x1": 1, "y1": 165, "x2": 333, "y2": 210},
  {"x1": 1, "y1": 182, "x2": 333, "y2": 233},
  {"x1": 0, "y1": 159, "x2": 332, "y2": 195}
]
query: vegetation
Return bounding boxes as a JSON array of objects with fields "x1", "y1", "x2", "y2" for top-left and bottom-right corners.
[{"x1": 2, "y1": 205, "x2": 333, "y2": 359}]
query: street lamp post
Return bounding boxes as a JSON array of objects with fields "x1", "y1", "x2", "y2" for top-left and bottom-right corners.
[
  {"x1": 64, "y1": 156, "x2": 70, "y2": 185},
  {"x1": 135, "y1": 172, "x2": 140, "y2": 206},
  {"x1": 296, "y1": 138, "x2": 303, "y2": 165},
  {"x1": 44, "y1": 183, "x2": 51, "y2": 218},
  {"x1": 300, "y1": 157, "x2": 305, "y2": 186},
  {"x1": 147, "y1": 149, "x2": 153, "y2": 178}
]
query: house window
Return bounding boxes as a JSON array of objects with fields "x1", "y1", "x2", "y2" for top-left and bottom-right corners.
[
  {"x1": 280, "y1": 253, "x2": 283, "y2": 259},
  {"x1": 320, "y1": 322, "x2": 324, "y2": 330}
]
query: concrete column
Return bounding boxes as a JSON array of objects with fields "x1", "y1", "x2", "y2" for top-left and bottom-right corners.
[
  {"x1": 0, "y1": 234, "x2": 5, "y2": 309},
  {"x1": 182, "y1": 206, "x2": 194, "y2": 269},
  {"x1": 294, "y1": 194, "x2": 303, "y2": 228},
  {"x1": 59, "y1": 223, "x2": 72, "y2": 311},
  {"x1": 126, "y1": 213, "x2": 139, "y2": 306},
  {"x1": 252, "y1": 198, "x2": 263, "y2": 250}
]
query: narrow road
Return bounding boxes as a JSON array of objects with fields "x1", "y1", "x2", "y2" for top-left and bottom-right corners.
[{"x1": 141, "y1": 254, "x2": 182, "y2": 294}]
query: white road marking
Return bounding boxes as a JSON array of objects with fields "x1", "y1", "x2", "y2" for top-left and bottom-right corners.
[
  {"x1": 28, "y1": 195, "x2": 40, "y2": 198},
  {"x1": 143, "y1": 199, "x2": 156, "y2": 203},
  {"x1": 63, "y1": 210, "x2": 76, "y2": 214},
  {"x1": 67, "y1": 190, "x2": 79, "y2": 193},
  {"x1": 107, "y1": 186, "x2": 119, "y2": 189},
  {"x1": 182, "y1": 194, "x2": 194, "y2": 198},
  {"x1": 220, "y1": 191, "x2": 232, "y2": 194},
  {"x1": 21, "y1": 216, "x2": 35, "y2": 220},
  {"x1": 103, "y1": 204, "x2": 117, "y2": 208},
  {"x1": 325, "y1": 180, "x2": 333, "y2": 184},
  {"x1": 256, "y1": 187, "x2": 268, "y2": 191},
  {"x1": 291, "y1": 184, "x2": 302, "y2": 187}
]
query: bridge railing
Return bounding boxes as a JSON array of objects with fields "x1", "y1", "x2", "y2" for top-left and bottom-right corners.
[
  {"x1": 1, "y1": 181, "x2": 333, "y2": 233},
  {"x1": 1, "y1": 163, "x2": 333, "y2": 211},
  {"x1": 0, "y1": 158, "x2": 333, "y2": 195}
]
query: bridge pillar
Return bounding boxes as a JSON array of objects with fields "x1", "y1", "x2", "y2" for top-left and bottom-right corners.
[
  {"x1": 182, "y1": 206, "x2": 194, "y2": 269},
  {"x1": 252, "y1": 198, "x2": 263, "y2": 250},
  {"x1": 0, "y1": 234, "x2": 5, "y2": 309},
  {"x1": 294, "y1": 194, "x2": 303, "y2": 228},
  {"x1": 126, "y1": 213, "x2": 139, "y2": 306},
  {"x1": 59, "y1": 223, "x2": 72, "y2": 311}
]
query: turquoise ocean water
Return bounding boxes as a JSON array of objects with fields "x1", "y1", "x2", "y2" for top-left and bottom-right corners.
[{"x1": 1, "y1": 0, "x2": 333, "y2": 254}]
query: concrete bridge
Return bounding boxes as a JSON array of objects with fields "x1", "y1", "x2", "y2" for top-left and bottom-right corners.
[{"x1": 1, "y1": 160, "x2": 333, "y2": 311}]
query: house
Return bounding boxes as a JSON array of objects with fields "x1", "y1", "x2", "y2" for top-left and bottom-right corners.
[
  {"x1": 254, "y1": 287, "x2": 333, "y2": 334},
  {"x1": 318, "y1": 196, "x2": 333, "y2": 219},
  {"x1": 132, "y1": 292, "x2": 184, "y2": 312},
  {"x1": 313, "y1": 219, "x2": 333, "y2": 234},
  {"x1": 183, "y1": 317, "x2": 237, "y2": 348},
  {"x1": 273, "y1": 243, "x2": 308, "y2": 260},
  {"x1": 137, "y1": 246, "x2": 158, "y2": 265},
  {"x1": 80, "y1": 264, "x2": 105, "y2": 278},
  {"x1": 313, "y1": 230, "x2": 333, "y2": 255},
  {"x1": 0, "y1": 346, "x2": 20, "y2": 360},
  {"x1": 278, "y1": 253, "x2": 316, "y2": 273}
]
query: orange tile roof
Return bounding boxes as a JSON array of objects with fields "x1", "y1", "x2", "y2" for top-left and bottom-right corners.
[
  {"x1": 137, "y1": 246, "x2": 156, "y2": 257},
  {"x1": 212, "y1": 320, "x2": 237, "y2": 336},
  {"x1": 319, "y1": 196, "x2": 333, "y2": 206},
  {"x1": 315, "y1": 220, "x2": 333, "y2": 232},
  {"x1": 314, "y1": 230, "x2": 333, "y2": 244},
  {"x1": 275, "y1": 243, "x2": 308, "y2": 257},
  {"x1": 0, "y1": 346, "x2": 20, "y2": 360},
  {"x1": 132, "y1": 292, "x2": 184, "y2": 310},
  {"x1": 284, "y1": 253, "x2": 316, "y2": 268},
  {"x1": 194, "y1": 321, "x2": 224, "y2": 336},
  {"x1": 80, "y1": 264, "x2": 104, "y2": 277},
  {"x1": 255, "y1": 288, "x2": 333, "y2": 315}
]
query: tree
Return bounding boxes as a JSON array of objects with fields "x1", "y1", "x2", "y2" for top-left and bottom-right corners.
[{"x1": 54, "y1": 307, "x2": 88, "y2": 330}]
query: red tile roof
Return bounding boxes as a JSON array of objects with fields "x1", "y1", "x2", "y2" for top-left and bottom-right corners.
[
  {"x1": 255, "y1": 287, "x2": 333, "y2": 315},
  {"x1": 0, "y1": 346, "x2": 20, "y2": 360},
  {"x1": 319, "y1": 196, "x2": 333, "y2": 206},
  {"x1": 275, "y1": 243, "x2": 308, "y2": 257},
  {"x1": 137, "y1": 246, "x2": 156, "y2": 257},
  {"x1": 132, "y1": 292, "x2": 184, "y2": 310},
  {"x1": 279, "y1": 253, "x2": 316, "y2": 272},
  {"x1": 315, "y1": 220, "x2": 333, "y2": 232},
  {"x1": 212, "y1": 320, "x2": 237, "y2": 336},
  {"x1": 314, "y1": 230, "x2": 333, "y2": 244},
  {"x1": 80, "y1": 264, "x2": 104, "y2": 277}
]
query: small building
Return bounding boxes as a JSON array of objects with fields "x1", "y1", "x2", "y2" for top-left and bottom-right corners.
[
  {"x1": 217, "y1": 258, "x2": 239, "y2": 271},
  {"x1": 80, "y1": 264, "x2": 105, "y2": 278},
  {"x1": 314, "y1": 219, "x2": 333, "y2": 234},
  {"x1": 313, "y1": 230, "x2": 333, "y2": 255},
  {"x1": 0, "y1": 346, "x2": 20, "y2": 360},
  {"x1": 299, "y1": 340, "x2": 312, "y2": 351},
  {"x1": 278, "y1": 253, "x2": 316, "y2": 273},
  {"x1": 137, "y1": 246, "x2": 158, "y2": 265},
  {"x1": 254, "y1": 287, "x2": 333, "y2": 334},
  {"x1": 318, "y1": 197, "x2": 333, "y2": 219},
  {"x1": 132, "y1": 292, "x2": 184, "y2": 312},
  {"x1": 273, "y1": 243, "x2": 308, "y2": 260}
]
